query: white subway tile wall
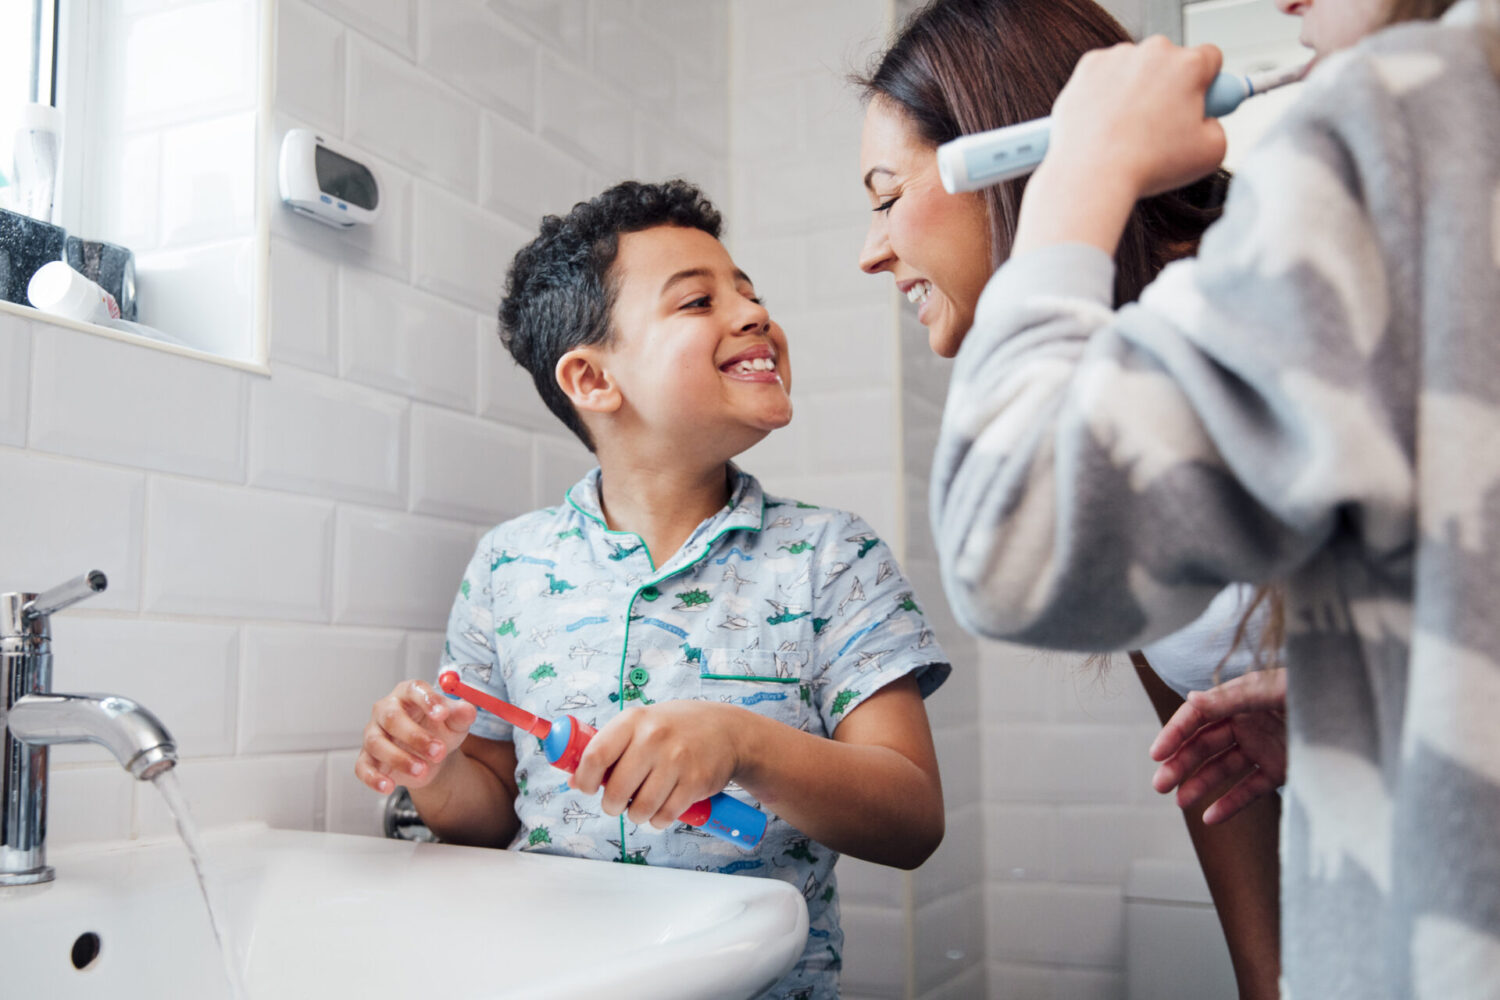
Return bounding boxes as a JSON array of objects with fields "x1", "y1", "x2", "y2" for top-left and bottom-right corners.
[
  {"x1": 0, "y1": 312, "x2": 30, "y2": 446},
  {"x1": 49, "y1": 618, "x2": 240, "y2": 764}
]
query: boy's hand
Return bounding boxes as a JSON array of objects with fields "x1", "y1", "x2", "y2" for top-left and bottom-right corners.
[
  {"x1": 1046, "y1": 36, "x2": 1227, "y2": 201},
  {"x1": 570, "y1": 701, "x2": 749, "y2": 830},
  {"x1": 355, "y1": 679, "x2": 477, "y2": 794}
]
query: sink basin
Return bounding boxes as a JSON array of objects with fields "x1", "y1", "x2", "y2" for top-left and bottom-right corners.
[{"x1": 0, "y1": 824, "x2": 809, "y2": 999}]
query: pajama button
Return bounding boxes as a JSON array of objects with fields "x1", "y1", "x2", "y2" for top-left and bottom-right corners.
[{"x1": 629, "y1": 667, "x2": 649, "y2": 686}]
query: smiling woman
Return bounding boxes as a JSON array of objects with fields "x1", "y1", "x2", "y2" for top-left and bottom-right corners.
[{"x1": 853, "y1": 2, "x2": 1282, "y2": 998}]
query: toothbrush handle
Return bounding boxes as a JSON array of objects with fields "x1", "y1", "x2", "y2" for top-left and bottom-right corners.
[
  {"x1": 937, "y1": 71, "x2": 1258, "y2": 194},
  {"x1": 545, "y1": 715, "x2": 768, "y2": 850}
]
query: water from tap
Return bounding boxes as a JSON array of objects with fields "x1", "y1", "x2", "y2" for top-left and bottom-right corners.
[{"x1": 151, "y1": 770, "x2": 251, "y2": 1000}]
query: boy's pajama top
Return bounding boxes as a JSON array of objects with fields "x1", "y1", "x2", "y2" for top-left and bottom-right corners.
[{"x1": 440, "y1": 466, "x2": 950, "y2": 1000}]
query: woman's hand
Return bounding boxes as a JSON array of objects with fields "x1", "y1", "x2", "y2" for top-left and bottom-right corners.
[
  {"x1": 1013, "y1": 37, "x2": 1228, "y2": 259},
  {"x1": 355, "y1": 679, "x2": 477, "y2": 794},
  {"x1": 570, "y1": 701, "x2": 750, "y2": 830},
  {"x1": 1048, "y1": 35, "x2": 1229, "y2": 200},
  {"x1": 1149, "y1": 668, "x2": 1287, "y2": 825}
]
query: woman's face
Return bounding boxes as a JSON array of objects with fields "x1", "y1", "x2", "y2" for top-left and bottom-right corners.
[{"x1": 858, "y1": 97, "x2": 994, "y2": 359}]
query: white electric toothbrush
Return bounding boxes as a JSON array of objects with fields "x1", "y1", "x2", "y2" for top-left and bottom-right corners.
[{"x1": 937, "y1": 63, "x2": 1309, "y2": 194}]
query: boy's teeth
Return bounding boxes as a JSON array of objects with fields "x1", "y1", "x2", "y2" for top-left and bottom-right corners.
[{"x1": 731, "y1": 358, "x2": 774, "y2": 373}]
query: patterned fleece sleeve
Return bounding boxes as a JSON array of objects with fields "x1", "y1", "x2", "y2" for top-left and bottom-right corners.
[
  {"x1": 931, "y1": 83, "x2": 1411, "y2": 652},
  {"x1": 437, "y1": 533, "x2": 511, "y2": 742}
]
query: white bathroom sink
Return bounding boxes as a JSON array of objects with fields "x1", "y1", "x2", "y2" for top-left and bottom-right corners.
[{"x1": 0, "y1": 824, "x2": 809, "y2": 999}]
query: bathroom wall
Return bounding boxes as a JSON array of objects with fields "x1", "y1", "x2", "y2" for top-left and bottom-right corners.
[{"x1": 0, "y1": 0, "x2": 731, "y2": 854}]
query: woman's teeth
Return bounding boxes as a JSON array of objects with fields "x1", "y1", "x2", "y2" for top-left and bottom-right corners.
[
  {"x1": 728, "y1": 357, "x2": 776, "y2": 374},
  {"x1": 906, "y1": 281, "x2": 933, "y2": 306}
]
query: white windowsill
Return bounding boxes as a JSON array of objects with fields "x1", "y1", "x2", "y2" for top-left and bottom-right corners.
[{"x1": 0, "y1": 299, "x2": 271, "y2": 376}]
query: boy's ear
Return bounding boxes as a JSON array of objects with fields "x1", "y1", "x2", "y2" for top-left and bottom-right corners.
[{"x1": 555, "y1": 347, "x2": 622, "y2": 416}]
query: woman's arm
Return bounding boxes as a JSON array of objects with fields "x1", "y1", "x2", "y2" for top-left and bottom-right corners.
[{"x1": 1132, "y1": 654, "x2": 1281, "y2": 1000}]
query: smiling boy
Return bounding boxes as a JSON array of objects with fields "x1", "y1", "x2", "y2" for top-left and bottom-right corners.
[{"x1": 357, "y1": 180, "x2": 949, "y2": 999}]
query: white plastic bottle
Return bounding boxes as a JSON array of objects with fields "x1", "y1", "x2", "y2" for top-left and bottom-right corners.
[
  {"x1": 27, "y1": 260, "x2": 121, "y2": 324},
  {"x1": 12, "y1": 103, "x2": 63, "y2": 224}
]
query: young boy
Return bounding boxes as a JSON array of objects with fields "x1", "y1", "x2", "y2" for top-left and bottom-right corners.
[{"x1": 357, "y1": 180, "x2": 949, "y2": 999}]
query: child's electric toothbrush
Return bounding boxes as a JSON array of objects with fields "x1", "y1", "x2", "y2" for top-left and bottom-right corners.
[
  {"x1": 937, "y1": 63, "x2": 1309, "y2": 194},
  {"x1": 436, "y1": 670, "x2": 768, "y2": 850}
]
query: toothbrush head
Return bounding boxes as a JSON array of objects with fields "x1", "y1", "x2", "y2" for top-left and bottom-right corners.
[{"x1": 437, "y1": 670, "x2": 552, "y2": 739}]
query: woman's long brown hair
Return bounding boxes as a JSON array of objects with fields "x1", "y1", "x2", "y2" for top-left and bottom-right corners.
[{"x1": 856, "y1": 0, "x2": 1230, "y2": 306}]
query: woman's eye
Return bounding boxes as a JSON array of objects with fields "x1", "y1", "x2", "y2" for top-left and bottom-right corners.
[{"x1": 873, "y1": 196, "x2": 899, "y2": 214}]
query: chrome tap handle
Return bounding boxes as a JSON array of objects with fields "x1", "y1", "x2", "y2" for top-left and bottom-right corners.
[{"x1": 23, "y1": 571, "x2": 107, "y2": 620}]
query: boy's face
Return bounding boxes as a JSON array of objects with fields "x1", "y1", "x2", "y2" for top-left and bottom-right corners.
[{"x1": 593, "y1": 225, "x2": 793, "y2": 460}]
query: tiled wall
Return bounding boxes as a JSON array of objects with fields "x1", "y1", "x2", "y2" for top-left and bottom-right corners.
[{"x1": 3, "y1": 0, "x2": 730, "y2": 854}]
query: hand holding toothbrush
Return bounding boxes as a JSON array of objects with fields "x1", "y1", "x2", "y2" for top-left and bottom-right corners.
[
  {"x1": 1050, "y1": 37, "x2": 1230, "y2": 200},
  {"x1": 355, "y1": 679, "x2": 478, "y2": 794},
  {"x1": 1012, "y1": 38, "x2": 1230, "y2": 260},
  {"x1": 569, "y1": 700, "x2": 748, "y2": 833}
]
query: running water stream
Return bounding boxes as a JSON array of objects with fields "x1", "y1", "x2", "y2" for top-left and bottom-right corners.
[{"x1": 151, "y1": 770, "x2": 251, "y2": 1000}]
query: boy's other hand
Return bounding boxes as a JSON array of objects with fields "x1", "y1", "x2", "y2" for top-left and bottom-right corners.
[
  {"x1": 571, "y1": 701, "x2": 748, "y2": 831},
  {"x1": 356, "y1": 679, "x2": 478, "y2": 794}
]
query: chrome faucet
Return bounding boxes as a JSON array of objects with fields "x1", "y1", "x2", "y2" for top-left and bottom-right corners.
[{"x1": 2, "y1": 571, "x2": 177, "y2": 885}]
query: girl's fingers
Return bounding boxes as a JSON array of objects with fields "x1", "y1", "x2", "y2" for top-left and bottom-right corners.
[
  {"x1": 1202, "y1": 769, "x2": 1280, "y2": 825},
  {"x1": 1187, "y1": 669, "x2": 1288, "y2": 719},
  {"x1": 1152, "y1": 718, "x2": 1235, "y2": 792},
  {"x1": 1175, "y1": 745, "x2": 1250, "y2": 809},
  {"x1": 1150, "y1": 699, "x2": 1211, "y2": 761}
]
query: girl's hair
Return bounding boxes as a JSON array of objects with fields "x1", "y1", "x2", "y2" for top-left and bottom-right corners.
[{"x1": 855, "y1": 0, "x2": 1231, "y2": 308}]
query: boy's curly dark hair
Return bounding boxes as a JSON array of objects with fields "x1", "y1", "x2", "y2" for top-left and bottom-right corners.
[{"x1": 498, "y1": 179, "x2": 723, "y2": 451}]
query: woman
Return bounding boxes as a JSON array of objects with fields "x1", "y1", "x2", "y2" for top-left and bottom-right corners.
[
  {"x1": 855, "y1": 1, "x2": 1282, "y2": 996},
  {"x1": 926, "y1": 0, "x2": 1500, "y2": 993}
]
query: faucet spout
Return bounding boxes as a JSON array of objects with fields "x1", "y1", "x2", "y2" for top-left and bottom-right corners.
[{"x1": 8, "y1": 693, "x2": 177, "y2": 780}]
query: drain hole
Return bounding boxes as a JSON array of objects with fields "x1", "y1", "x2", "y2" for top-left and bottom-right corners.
[{"x1": 71, "y1": 932, "x2": 101, "y2": 970}]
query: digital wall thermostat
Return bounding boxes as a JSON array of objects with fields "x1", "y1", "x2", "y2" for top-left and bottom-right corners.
[{"x1": 278, "y1": 129, "x2": 381, "y2": 229}]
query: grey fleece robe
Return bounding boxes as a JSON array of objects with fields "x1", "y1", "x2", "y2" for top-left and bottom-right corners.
[{"x1": 931, "y1": 4, "x2": 1500, "y2": 997}]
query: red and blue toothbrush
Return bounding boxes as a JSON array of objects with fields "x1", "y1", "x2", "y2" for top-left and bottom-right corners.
[{"x1": 437, "y1": 671, "x2": 767, "y2": 850}]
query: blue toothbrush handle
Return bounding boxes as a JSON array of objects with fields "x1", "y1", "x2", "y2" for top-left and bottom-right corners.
[{"x1": 694, "y1": 791, "x2": 768, "y2": 850}]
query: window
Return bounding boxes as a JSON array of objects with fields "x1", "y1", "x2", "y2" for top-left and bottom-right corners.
[
  {"x1": 1, "y1": 0, "x2": 272, "y2": 371},
  {"x1": 0, "y1": 1, "x2": 59, "y2": 212}
]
